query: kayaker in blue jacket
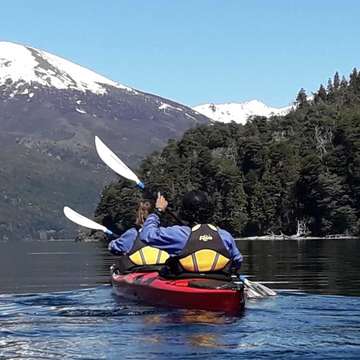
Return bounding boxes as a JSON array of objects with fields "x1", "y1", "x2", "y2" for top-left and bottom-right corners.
[
  {"x1": 140, "y1": 191, "x2": 243, "y2": 276},
  {"x1": 108, "y1": 200, "x2": 169, "y2": 273}
]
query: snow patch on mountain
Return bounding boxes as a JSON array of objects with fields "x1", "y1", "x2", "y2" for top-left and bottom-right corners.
[
  {"x1": 0, "y1": 41, "x2": 134, "y2": 95},
  {"x1": 159, "y1": 103, "x2": 172, "y2": 111},
  {"x1": 159, "y1": 102, "x2": 183, "y2": 112},
  {"x1": 193, "y1": 100, "x2": 292, "y2": 124}
]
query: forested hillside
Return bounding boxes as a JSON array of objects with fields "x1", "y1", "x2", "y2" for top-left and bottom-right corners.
[
  {"x1": 0, "y1": 42, "x2": 210, "y2": 241},
  {"x1": 96, "y1": 69, "x2": 360, "y2": 237}
]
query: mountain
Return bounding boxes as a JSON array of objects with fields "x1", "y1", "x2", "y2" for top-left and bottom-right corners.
[
  {"x1": 193, "y1": 100, "x2": 291, "y2": 124},
  {"x1": 0, "y1": 41, "x2": 210, "y2": 241}
]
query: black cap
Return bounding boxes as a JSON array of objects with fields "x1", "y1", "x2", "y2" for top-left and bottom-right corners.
[{"x1": 180, "y1": 190, "x2": 213, "y2": 224}]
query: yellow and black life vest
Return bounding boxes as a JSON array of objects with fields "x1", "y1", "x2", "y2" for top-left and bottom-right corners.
[
  {"x1": 128, "y1": 234, "x2": 169, "y2": 266},
  {"x1": 115, "y1": 232, "x2": 169, "y2": 273},
  {"x1": 175, "y1": 224, "x2": 232, "y2": 273}
]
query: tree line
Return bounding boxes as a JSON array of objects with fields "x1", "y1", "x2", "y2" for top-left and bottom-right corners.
[{"x1": 95, "y1": 69, "x2": 360, "y2": 237}]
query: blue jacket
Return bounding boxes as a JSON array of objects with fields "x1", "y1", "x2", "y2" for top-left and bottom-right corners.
[
  {"x1": 140, "y1": 213, "x2": 243, "y2": 269},
  {"x1": 108, "y1": 228, "x2": 138, "y2": 255}
]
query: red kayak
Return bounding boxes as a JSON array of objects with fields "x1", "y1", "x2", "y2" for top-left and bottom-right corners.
[{"x1": 111, "y1": 271, "x2": 246, "y2": 313}]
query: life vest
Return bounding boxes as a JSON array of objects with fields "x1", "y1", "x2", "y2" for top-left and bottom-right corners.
[
  {"x1": 115, "y1": 231, "x2": 169, "y2": 273},
  {"x1": 173, "y1": 224, "x2": 232, "y2": 274}
]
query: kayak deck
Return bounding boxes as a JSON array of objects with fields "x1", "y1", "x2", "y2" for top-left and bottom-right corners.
[{"x1": 112, "y1": 271, "x2": 246, "y2": 313}]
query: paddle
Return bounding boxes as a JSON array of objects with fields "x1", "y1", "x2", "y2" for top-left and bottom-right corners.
[
  {"x1": 240, "y1": 275, "x2": 277, "y2": 297},
  {"x1": 94, "y1": 136, "x2": 184, "y2": 224},
  {"x1": 94, "y1": 136, "x2": 276, "y2": 298},
  {"x1": 95, "y1": 136, "x2": 145, "y2": 190},
  {"x1": 63, "y1": 206, "x2": 117, "y2": 236}
]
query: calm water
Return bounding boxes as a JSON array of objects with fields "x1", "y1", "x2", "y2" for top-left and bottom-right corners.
[{"x1": 0, "y1": 239, "x2": 360, "y2": 359}]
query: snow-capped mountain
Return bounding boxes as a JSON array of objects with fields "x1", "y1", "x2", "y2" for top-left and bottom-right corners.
[
  {"x1": 0, "y1": 41, "x2": 210, "y2": 241},
  {"x1": 193, "y1": 100, "x2": 292, "y2": 124},
  {"x1": 0, "y1": 41, "x2": 131, "y2": 95}
]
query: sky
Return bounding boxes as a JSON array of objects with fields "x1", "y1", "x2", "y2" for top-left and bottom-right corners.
[{"x1": 1, "y1": 0, "x2": 360, "y2": 107}]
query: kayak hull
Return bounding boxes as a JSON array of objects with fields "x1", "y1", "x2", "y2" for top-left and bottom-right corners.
[{"x1": 112, "y1": 271, "x2": 246, "y2": 313}]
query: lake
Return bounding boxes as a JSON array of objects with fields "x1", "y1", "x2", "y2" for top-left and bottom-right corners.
[{"x1": 0, "y1": 239, "x2": 360, "y2": 359}]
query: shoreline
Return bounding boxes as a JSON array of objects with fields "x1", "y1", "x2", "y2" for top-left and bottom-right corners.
[{"x1": 236, "y1": 235, "x2": 359, "y2": 241}]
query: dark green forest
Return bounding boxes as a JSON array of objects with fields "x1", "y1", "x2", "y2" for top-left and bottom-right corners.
[{"x1": 95, "y1": 69, "x2": 360, "y2": 237}]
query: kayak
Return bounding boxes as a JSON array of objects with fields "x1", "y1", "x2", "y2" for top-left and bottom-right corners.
[
  {"x1": 112, "y1": 272, "x2": 246, "y2": 313},
  {"x1": 111, "y1": 271, "x2": 246, "y2": 313}
]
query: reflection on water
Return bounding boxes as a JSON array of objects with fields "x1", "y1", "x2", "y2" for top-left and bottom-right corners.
[
  {"x1": 0, "y1": 239, "x2": 360, "y2": 295},
  {"x1": 0, "y1": 241, "x2": 110, "y2": 294},
  {"x1": 1, "y1": 238, "x2": 359, "y2": 296},
  {"x1": 188, "y1": 334, "x2": 219, "y2": 348},
  {"x1": 238, "y1": 238, "x2": 360, "y2": 296},
  {"x1": 168, "y1": 310, "x2": 236, "y2": 325}
]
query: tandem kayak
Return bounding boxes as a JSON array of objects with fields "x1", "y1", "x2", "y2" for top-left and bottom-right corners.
[{"x1": 111, "y1": 271, "x2": 246, "y2": 313}]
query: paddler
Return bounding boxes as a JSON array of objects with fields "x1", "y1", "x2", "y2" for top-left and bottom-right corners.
[
  {"x1": 108, "y1": 200, "x2": 169, "y2": 273},
  {"x1": 139, "y1": 191, "x2": 242, "y2": 277}
]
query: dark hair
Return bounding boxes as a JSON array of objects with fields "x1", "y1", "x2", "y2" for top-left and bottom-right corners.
[{"x1": 180, "y1": 190, "x2": 214, "y2": 224}]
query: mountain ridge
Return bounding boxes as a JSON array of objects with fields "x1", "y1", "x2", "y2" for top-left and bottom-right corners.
[
  {"x1": 0, "y1": 41, "x2": 210, "y2": 241},
  {"x1": 193, "y1": 99, "x2": 292, "y2": 124},
  {"x1": 0, "y1": 41, "x2": 130, "y2": 94}
]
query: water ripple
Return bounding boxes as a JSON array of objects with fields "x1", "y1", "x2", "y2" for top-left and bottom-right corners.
[
  {"x1": 1, "y1": 286, "x2": 359, "y2": 359},
  {"x1": 1, "y1": 240, "x2": 360, "y2": 359}
]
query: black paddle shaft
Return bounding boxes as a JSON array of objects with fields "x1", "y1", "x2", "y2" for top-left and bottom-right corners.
[{"x1": 166, "y1": 209, "x2": 186, "y2": 226}]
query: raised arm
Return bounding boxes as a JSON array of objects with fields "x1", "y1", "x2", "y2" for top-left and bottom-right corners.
[{"x1": 140, "y1": 213, "x2": 190, "y2": 255}]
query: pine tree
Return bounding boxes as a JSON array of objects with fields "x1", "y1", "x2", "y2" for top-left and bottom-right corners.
[
  {"x1": 314, "y1": 84, "x2": 327, "y2": 103},
  {"x1": 340, "y1": 76, "x2": 348, "y2": 89},
  {"x1": 333, "y1": 72, "x2": 340, "y2": 89},
  {"x1": 327, "y1": 78, "x2": 333, "y2": 93},
  {"x1": 295, "y1": 88, "x2": 308, "y2": 108}
]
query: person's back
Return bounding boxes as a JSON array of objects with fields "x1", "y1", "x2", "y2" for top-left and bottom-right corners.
[
  {"x1": 108, "y1": 200, "x2": 169, "y2": 273},
  {"x1": 139, "y1": 191, "x2": 242, "y2": 276}
]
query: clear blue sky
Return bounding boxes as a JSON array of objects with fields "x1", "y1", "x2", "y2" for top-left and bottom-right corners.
[{"x1": 2, "y1": 0, "x2": 360, "y2": 107}]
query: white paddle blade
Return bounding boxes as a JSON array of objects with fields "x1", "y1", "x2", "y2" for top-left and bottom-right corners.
[
  {"x1": 255, "y1": 282, "x2": 277, "y2": 296},
  {"x1": 242, "y1": 277, "x2": 277, "y2": 298},
  {"x1": 63, "y1": 206, "x2": 110, "y2": 233},
  {"x1": 246, "y1": 287, "x2": 262, "y2": 299},
  {"x1": 95, "y1": 136, "x2": 143, "y2": 187}
]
